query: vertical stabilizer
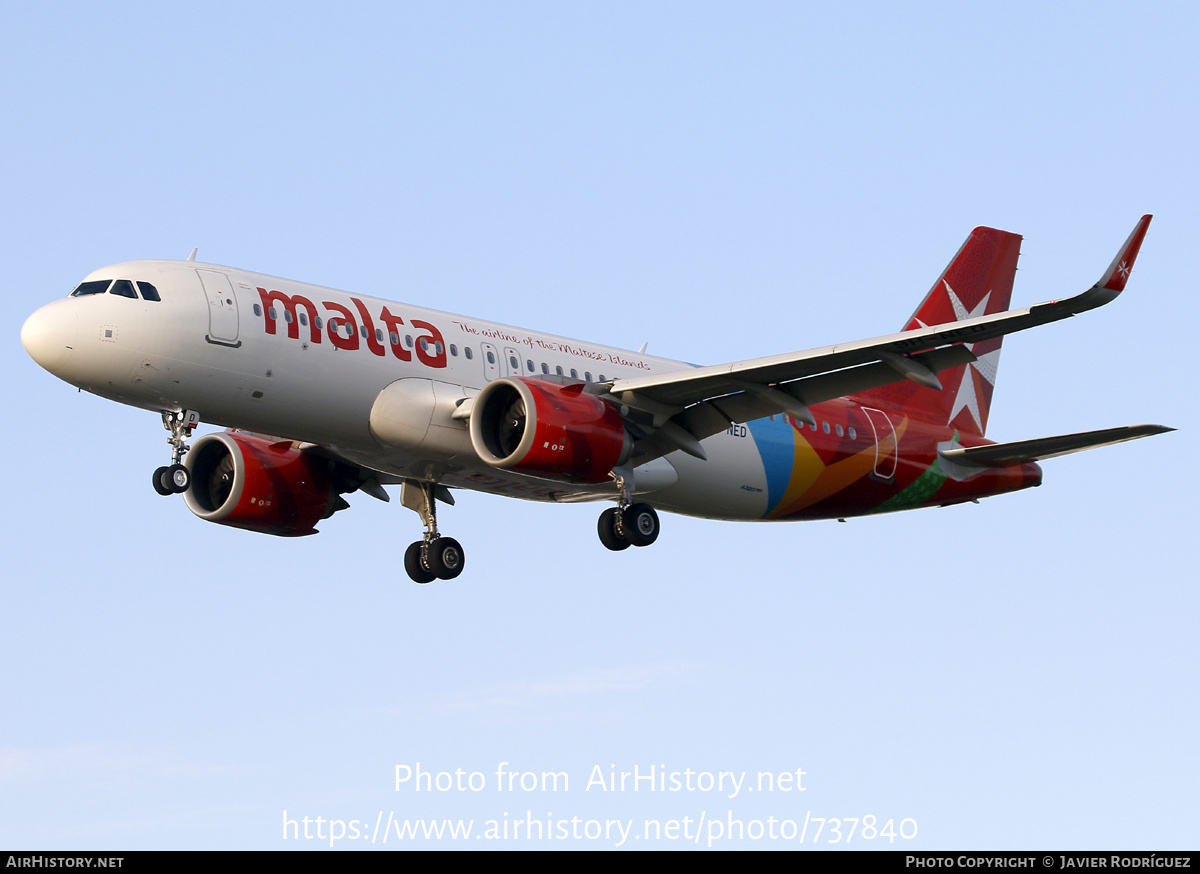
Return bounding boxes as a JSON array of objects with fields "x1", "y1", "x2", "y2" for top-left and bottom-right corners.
[{"x1": 855, "y1": 226, "x2": 1022, "y2": 437}]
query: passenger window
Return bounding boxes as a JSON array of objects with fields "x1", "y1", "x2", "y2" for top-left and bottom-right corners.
[
  {"x1": 541, "y1": 363, "x2": 549, "y2": 374},
  {"x1": 450, "y1": 344, "x2": 458, "y2": 357},
  {"x1": 570, "y1": 369, "x2": 578, "y2": 379},
  {"x1": 555, "y1": 366, "x2": 564, "y2": 376},
  {"x1": 390, "y1": 332, "x2": 399, "y2": 345},
  {"x1": 509, "y1": 355, "x2": 518, "y2": 369},
  {"x1": 585, "y1": 372, "x2": 592, "y2": 382},
  {"x1": 136, "y1": 281, "x2": 161, "y2": 301},
  {"x1": 486, "y1": 351, "x2": 496, "y2": 364},
  {"x1": 465, "y1": 347, "x2": 473, "y2": 360},
  {"x1": 822, "y1": 422, "x2": 830, "y2": 434},
  {"x1": 315, "y1": 317, "x2": 323, "y2": 329},
  {"x1": 836, "y1": 424, "x2": 843, "y2": 437},
  {"x1": 376, "y1": 328, "x2": 383, "y2": 343},
  {"x1": 285, "y1": 310, "x2": 294, "y2": 323},
  {"x1": 849, "y1": 427, "x2": 857, "y2": 441},
  {"x1": 527, "y1": 359, "x2": 534, "y2": 372},
  {"x1": 71, "y1": 280, "x2": 112, "y2": 296},
  {"x1": 405, "y1": 335, "x2": 413, "y2": 348},
  {"x1": 253, "y1": 304, "x2": 262, "y2": 316},
  {"x1": 299, "y1": 313, "x2": 308, "y2": 326}
]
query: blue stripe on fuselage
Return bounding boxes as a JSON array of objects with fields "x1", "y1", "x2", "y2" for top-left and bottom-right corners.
[{"x1": 746, "y1": 416, "x2": 796, "y2": 516}]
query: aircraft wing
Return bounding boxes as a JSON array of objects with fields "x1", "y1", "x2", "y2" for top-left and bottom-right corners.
[{"x1": 609, "y1": 215, "x2": 1152, "y2": 461}]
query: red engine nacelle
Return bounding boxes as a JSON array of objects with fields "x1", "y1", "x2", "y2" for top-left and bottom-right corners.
[
  {"x1": 183, "y1": 432, "x2": 341, "y2": 537},
  {"x1": 469, "y1": 378, "x2": 631, "y2": 483}
]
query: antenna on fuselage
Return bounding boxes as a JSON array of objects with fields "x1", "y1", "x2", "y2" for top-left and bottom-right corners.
[
  {"x1": 637, "y1": 342, "x2": 648, "y2": 354},
  {"x1": 186, "y1": 248, "x2": 198, "y2": 262}
]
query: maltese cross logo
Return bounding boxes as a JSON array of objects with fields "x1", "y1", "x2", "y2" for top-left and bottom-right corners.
[{"x1": 917, "y1": 281, "x2": 998, "y2": 432}]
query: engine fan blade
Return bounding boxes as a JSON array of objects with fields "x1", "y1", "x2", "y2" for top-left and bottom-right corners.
[
  {"x1": 497, "y1": 395, "x2": 526, "y2": 457},
  {"x1": 209, "y1": 453, "x2": 236, "y2": 507}
]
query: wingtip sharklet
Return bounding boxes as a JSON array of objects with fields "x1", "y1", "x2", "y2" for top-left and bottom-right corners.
[
  {"x1": 1063, "y1": 214, "x2": 1152, "y2": 314},
  {"x1": 1098, "y1": 214, "x2": 1152, "y2": 293}
]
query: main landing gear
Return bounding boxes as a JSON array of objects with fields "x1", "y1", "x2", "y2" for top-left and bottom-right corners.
[
  {"x1": 401, "y1": 481, "x2": 464, "y2": 584},
  {"x1": 597, "y1": 503, "x2": 660, "y2": 550},
  {"x1": 597, "y1": 468, "x2": 661, "y2": 551},
  {"x1": 152, "y1": 410, "x2": 200, "y2": 496}
]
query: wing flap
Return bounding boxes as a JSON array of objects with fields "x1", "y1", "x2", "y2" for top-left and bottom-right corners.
[{"x1": 628, "y1": 346, "x2": 978, "y2": 464}]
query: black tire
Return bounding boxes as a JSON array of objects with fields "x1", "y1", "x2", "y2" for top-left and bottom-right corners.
[
  {"x1": 404, "y1": 541, "x2": 436, "y2": 584},
  {"x1": 153, "y1": 466, "x2": 174, "y2": 496},
  {"x1": 167, "y1": 463, "x2": 190, "y2": 494},
  {"x1": 427, "y1": 537, "x2": 465, "y2": 580},
  {"x1": 598, "y1": 507, "x2": 631, "y2": 551},
  {"x1": 623, "y1": 503, "x2": 660, "y2": 547}
]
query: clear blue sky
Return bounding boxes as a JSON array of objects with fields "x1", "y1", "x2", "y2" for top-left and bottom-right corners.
[{"x1": 1, "y1": 1, "x2": 1194, "y2": 849}]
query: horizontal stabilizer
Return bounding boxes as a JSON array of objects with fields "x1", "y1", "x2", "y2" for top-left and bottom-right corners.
[{"x1": 939, "y1": 424, "x2": 1173, "y2": 467}]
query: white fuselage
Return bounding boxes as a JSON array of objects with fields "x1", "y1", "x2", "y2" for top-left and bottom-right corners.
[{"x1": 23, "y1": 260, "x2": 776, "y2": 520}]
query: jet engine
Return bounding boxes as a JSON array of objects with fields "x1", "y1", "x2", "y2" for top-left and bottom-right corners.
[
  {"x1": 469, "y1": 378, "x2": 630, "y2": 483},
  {"x1": 183, "y1": 432, "x2": 346, "y2": 536}
]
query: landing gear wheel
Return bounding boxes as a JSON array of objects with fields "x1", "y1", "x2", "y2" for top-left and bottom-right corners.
[
  {"x1": 167, "y1": 463, "x2": 190, "y2": 494},
  {"x1": 623, "y1": 503, "x2": 660, "y2": 547},
  {"x1": 598, "y1": 507, "x2": 631, "y2": 551},
  {"x1": 153, "y1": 466, "x2": 173, "y2": 496},
  {"x1": 426, "y1": 537, "x2": 465, "y2": 580},
  {"x1": 404, "y1": 541, "x2": 436, "y2": 584}
]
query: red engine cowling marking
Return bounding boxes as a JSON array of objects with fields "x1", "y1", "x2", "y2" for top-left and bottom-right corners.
[
  {"x1": 469, "y1": 378, "x2": 630, "y2": 483},
  {"x1": 183, "y1": 431, "x2": 337, "y2": 537}
]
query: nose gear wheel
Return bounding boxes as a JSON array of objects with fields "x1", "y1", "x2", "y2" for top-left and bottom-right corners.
[{"x1": 153, "y1": 410, "x2": 200, "y2": 496}]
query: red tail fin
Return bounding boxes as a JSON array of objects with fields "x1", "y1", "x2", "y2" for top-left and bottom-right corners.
[{"x1": 855, "y1": 226, "x2": 1023, "y2": 437}]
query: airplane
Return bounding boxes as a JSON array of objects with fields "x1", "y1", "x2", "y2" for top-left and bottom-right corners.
[{"x1": 21, "y1": 215, "x2": 1171, "y2": 583}]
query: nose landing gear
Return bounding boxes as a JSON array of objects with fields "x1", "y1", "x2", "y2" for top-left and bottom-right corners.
[
  {"x1": 401, "y1": 481, "x2": 465, "y2": 584},
  {"x1": 152, "y1": 410, "x2": 200, "y2": 495}
]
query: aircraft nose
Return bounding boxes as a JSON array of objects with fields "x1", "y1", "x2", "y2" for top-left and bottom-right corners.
[{"x1": 21, "y1": 301, "x2": 78, "y2": 375}]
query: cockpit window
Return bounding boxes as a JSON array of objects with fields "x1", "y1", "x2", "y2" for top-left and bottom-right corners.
[
  {"x1": 71, "y1": 280, "x2": 112, "y2": 296},
  {"x1": 137, "y1": 281, "x2": 161, "y2": 301},
  {"x1": 109, "y1": 280, "x2": 137, "y2": 299}
]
